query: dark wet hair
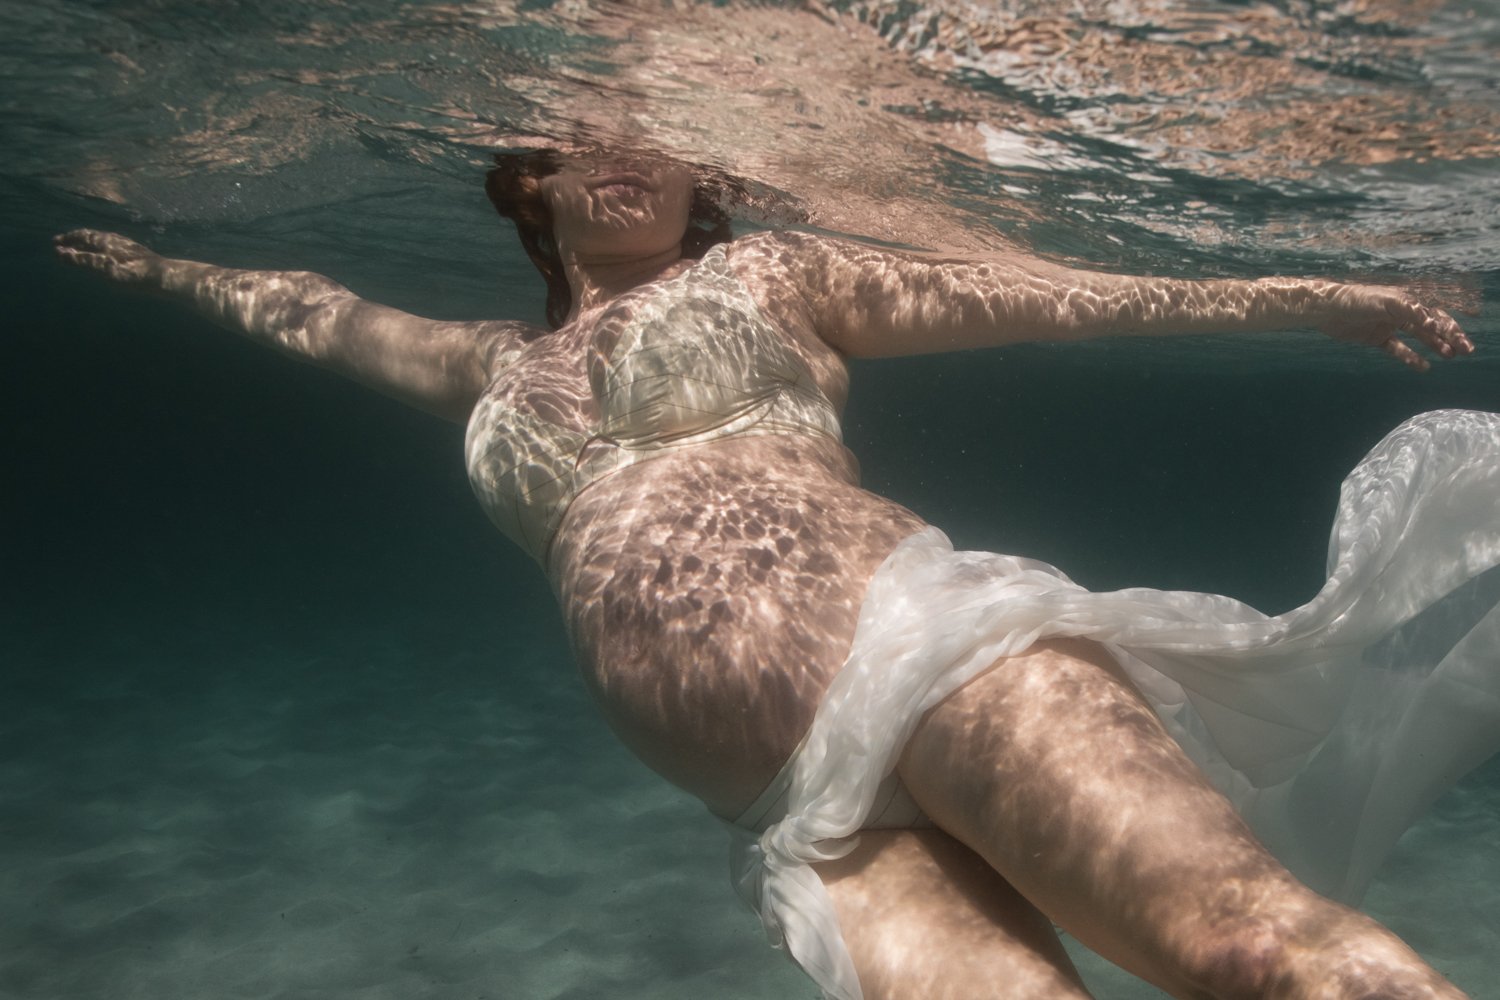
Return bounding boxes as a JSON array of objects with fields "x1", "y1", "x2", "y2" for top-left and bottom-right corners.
[{"x1": 485, "y1": 149, "x2": 736, "y2": 329}]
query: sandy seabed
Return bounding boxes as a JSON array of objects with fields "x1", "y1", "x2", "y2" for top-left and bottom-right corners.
[{"x1": 3, "y1": 595, "x2": 1496, "y2": 1000}]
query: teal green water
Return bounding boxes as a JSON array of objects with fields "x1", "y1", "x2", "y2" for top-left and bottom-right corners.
[{"x1": 4, "y1": 1, "x2": 1500, "y2": 997}]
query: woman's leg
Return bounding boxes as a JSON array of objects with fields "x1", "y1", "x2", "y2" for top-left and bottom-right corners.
[
  {"x1": 814, "y1": 828, "x2": 1095, "y2": 1000},
  {"x1": 898, "y1": 639, "x2": 1467, "y2": 1000}
]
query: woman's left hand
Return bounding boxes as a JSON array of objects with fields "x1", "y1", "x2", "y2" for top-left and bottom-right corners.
[{"x1": 1317, "y1": 285, "x2": 1474, "y2": 372}]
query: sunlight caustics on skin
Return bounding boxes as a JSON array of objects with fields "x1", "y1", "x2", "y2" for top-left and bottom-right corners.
[
  {"x1": 466, "y1": 242, "x2": 846, "y2": 561},
  {"x1": 34, "y1": 2, "x2": 1500, "y2": 998},
  {"x1": 52, "y1": 147, "x2": 1484, "y2": 998}
]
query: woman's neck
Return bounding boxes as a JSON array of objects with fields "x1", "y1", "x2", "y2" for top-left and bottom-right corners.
[{"x1": 561, "y1": 244, "x2": 685, "y2": 322}]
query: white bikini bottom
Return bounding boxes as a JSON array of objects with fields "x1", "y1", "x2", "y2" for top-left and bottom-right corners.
[{"x1": 726, "y1": 409, "x2": 1500, "y2": 1000}]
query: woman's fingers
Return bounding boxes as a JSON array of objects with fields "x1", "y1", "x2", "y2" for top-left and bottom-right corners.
[
  {"x1": 1380, "y1": 336, "x2": 1429, "y2": 373},
  {"x1": 1383, "y1": 295, "x2": 1475, "y2": 362},
  {"x1": 54, "y1": 228, "x2": 103, "y2": 267},
  {"x1": 56, "y1": 227, "x2": 122, "y2": 258},
  {"x1": 1324, "y1": 287, "x2": 1475, "y2": 371}
]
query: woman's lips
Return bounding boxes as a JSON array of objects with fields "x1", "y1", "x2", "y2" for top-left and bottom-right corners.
[{"x1": 589, "y1": 172, "x2": 653, "y2": 195}]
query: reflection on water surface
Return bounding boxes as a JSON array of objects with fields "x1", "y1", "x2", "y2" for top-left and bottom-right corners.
[{"x1": 6, "y1": 0, "x2": 1497, "y2": 283}]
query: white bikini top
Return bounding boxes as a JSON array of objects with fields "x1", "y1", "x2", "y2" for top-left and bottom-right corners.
[{"x1": 465, "y1": 244, "x2": 844, "y2": 563}]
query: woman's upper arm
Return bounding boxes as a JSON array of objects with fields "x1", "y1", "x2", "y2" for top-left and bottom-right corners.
[
  {"x1": 303, "y1": 296, "x2": 536, "y2": 423},
  {"x1": 763, "y1": 231, "x2": 1075, "y2": 358}
]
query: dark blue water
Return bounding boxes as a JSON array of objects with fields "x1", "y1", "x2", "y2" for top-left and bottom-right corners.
[{"x1": 4, "y1": 0, "x2": 1499, "y2": 997}]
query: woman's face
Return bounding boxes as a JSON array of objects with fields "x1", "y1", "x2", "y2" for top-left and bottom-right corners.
[{"x1": 539, "y1": 152, "x2": 694, "y2": 261}]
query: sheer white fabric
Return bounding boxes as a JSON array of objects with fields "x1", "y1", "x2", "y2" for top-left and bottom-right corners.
[{"x1": 728, "y1": 409, "x2": 1500, "y2": 1000}]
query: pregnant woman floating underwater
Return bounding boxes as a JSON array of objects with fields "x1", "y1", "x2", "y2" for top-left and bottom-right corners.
[{"x1": 55, "y1": 147, "x2": 1498, "y2": 1000}]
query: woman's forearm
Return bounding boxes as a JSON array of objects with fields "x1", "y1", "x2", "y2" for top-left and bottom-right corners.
[
  {"x1": 156, "y1": 256, "x2": 352, "y2": 357},
  {"x1": 1061, "y1": 270, "x2": 1471, "y2": 369},
  {"x1": 55, "y1": 229, "x2": 351, "y2": 358},
  {"x1": 55, "y1": 229, "x2": 531, "y2": 422},
  {"x1": 1054, "y1": 271, "x2": 1383, "y2": 338}
]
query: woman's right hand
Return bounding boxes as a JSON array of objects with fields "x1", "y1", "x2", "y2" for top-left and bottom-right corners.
[{"x1": 54, "y1": 229, "x2": 165, "y2": 288}]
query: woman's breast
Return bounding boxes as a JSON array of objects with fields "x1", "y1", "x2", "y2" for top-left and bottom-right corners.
[
  {"x1": 590, "y1": 282, "x2": 842, "y2": 450},
  {"x1": 466, "y1": 271, "x2": 846, "y2": 565},
  {"x1": 547, "y1": 434, "x2": 926, "y2": 819}
]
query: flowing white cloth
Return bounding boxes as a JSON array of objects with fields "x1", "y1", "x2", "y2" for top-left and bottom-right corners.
[{"x1": 727, "y1": 409, "x2": 1500, "y2": 1000}]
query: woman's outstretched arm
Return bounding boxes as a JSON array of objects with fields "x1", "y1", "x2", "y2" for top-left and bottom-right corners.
[
  {"x1": 55, "y1": 229, "x2": 538, "y2": 423},
  {"x1": 761, "y1": 231, "x2": 1473, "y2": 370}
]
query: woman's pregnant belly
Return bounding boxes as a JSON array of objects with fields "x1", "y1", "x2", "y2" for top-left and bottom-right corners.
[{"x1": 547, "y1": 434, "x2": 926, "y2": 818}]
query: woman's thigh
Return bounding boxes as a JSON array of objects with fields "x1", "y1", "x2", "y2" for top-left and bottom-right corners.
[
  {"x1": 814, "y1": 828, "x2": 1093, "y2": 1000},
  {"x1": 896, "y1": 638, "x2": 1461, "y2": 1000}
]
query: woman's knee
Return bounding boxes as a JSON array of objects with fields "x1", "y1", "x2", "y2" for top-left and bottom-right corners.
[
  {"x1": 1175, "y1": 901, "x2": 1467, "y2": 1000},
  {"x1": 1175, "y1": 912, "x2": 1294, "y2": 1000}
]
